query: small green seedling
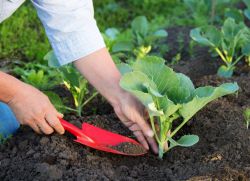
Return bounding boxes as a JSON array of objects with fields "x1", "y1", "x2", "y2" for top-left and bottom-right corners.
[
  {"x1": 0, "y1": 134, "x2": 12, "y2": 144},
  {"x1": 246, "y1": 56, "x2": 250, "y2": 66},
  {"x1": 243, "y1": 0, "x2": 250, "y2": 20},
  {"x1": 190, "y1": 18, "x2": 250, "y2": 78},
  {"x1": 13, "y1": 62, "x2": 60, "y2": 90},
  {"x1": 104, "y1": 16, "x2": 168, "y2": 62},
  {"x1": 184, "y1": 0, "x2": 243, "y2": 25},
  {"x1": 120, "y1": 56, "x2": 239, "y2": 158},
  {"x1": 13, "y1": 68, "x2": 50, "y2": 90},
  {"x1": 13, "y1": 62, "x2": 67, "y2": 113},
  {"x1": 130, "y1": 16, "x2": 168, "y2": 59},
  {"x1": 243, "y1": 108, "x2": 250, "y2": 129},
  {"x1": 44, "y1": 51, "x2": 98, "y2": 116},
  {"x1": 183, "y1": 0, "x2": 211, "y2": 25}
]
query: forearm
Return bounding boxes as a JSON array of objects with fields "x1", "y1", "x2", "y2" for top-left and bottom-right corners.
[
  {"x1": 0, "y1": 71, "x2": 24, "y2": 103},
  {"x1": 73, "y1": 48, "x2": 126, "y2": 107}
]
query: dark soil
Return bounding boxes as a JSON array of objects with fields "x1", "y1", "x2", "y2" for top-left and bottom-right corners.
[
  {"x1": 108, "y1": 142, "x2": 147, "y2": 155},
  {"x1": 236, "y1": 2, "x2": 250, "y2": 27},
  {"x1": 1, "y1": 74, "x2": 249, "y2": 181},
  {"x1": 0, "y1": 27, "x2": 250, "y2": 180},
  {"x1": 165, "y1": 26, "x2": 220, "y2": 80}
]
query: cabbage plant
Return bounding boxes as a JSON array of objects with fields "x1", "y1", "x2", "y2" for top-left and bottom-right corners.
[
  {"x1": 103, "y1": 16, "x2": 168, "y2": 62},
  {"x1": 243, "y1": 0, "x2": 250, "y2": 20},
  {"x1": 244, "y1": 108, "x2": 250, "y2": 129},
  {"x1": 190, "y1": 18, "x2": 250, "y2": 78},
  {"x1": 120, "y1": 56, "x2": 239, "y2": 158},
  {"x1": 44, "y1": 51, "x2": 98, "y2": 116}
]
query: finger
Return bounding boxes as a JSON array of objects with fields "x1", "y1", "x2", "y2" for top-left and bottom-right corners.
[
  {"x1": 146, "y1": 136, "x2": 158, "y2": 154},
  {"x1": 144, "y1": 109, "x2": 149, "y2": 120},
  {"x1": 128, "y1": 123, "x2": 150, "y2": 150},
  {"x1": 56, "y1": 112, "x2": 64, "y2": 118},
  {"x1": 45, "y1": 114, "x2": 65, "y2": 134},
  {"x1": 134, "y1": 113, "x2": 154, "y2": 138},
  {"x1": 129, "y1": 117, "x2": 158, "y2": 154},
  {"x1": 36, "y1": 118, "x2": 54, "y2": 135},
  {"x1": 133, "y1": 130, "x2": 149, "y2": 150},
  {"x1": 29, "y1": 121, "x2": 42, "y2": 134},
  {"x1": 49, "y1": 104, "x2": 63, "y2": 119},
  {"x1": 128, "y1": 123, "x2": 142, "y2": 132},
  {"x1": 115, "y1": 112, "x2": 149, "y2": 150}
]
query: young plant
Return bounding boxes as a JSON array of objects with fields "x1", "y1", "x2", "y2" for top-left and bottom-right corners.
[
  {"x1": 184, "y1": 0, "x2": 243, "y2": 26},
  {"x1": 129, "y1": 16, "x2": 168, "y2": 59},
  {"x1": 13, "y1": 61, "x2": 60, "y2": 90},
  {"x1": 183, "y1": 0, "x2": 211, "y2": 25},
  {"x1": 0, "y1": 134, "x2": 12, "y2": 144},
  {"x1": 243, "y1": 108, "x2": 250, "y2": 129},
  {"x1": 244, "y1": 44, "x2": 250, "y2": 66},
  {"x1": 243, "y1": 0, "x2": 250, "y2": 20},
  {"x1": 60, "y1": 65, "x2": 98, "y2": 116},
  {"x1": 104, "y1": 16, "x2": 168, "y2": 62},
  {"x1": 190, "y1": 18, "x2": 250, "y2": 78},
  {"x1": 13, "y1": 69, "x2": 50, "y2": 90},
  {"x1": 120, "y1": 56, "x2": 239, "y2": 158},
  {"x1": 102, "y1": 28, "x2": 133, "y2": 63},
  {"x1": 44, "y1": 51, "x2": 98, "y2": 116}
]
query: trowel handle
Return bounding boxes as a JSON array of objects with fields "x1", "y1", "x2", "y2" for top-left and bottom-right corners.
[
  {"x1": 59, "y1": 118, "x2": 84, "y2": 137},
  {"x1": 59, "y1": 118, "x2": 95, "y2": 143}
]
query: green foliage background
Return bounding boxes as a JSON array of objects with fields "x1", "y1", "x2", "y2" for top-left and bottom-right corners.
[
  {"x1": 0, "y1": 0, "x2": 242, "y2": 63},
  {"x1": 0, "y1": 2, "x2": 50, "y2": 61},
  {"x1": 0, "y1": 0, "x2": 185, "y2": 62}
]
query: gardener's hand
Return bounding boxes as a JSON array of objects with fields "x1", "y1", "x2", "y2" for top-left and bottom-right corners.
[
  {"x1": 7, "y1": 83, "x2": 65, "y2": 135},
  {"x1": 74, "y1": 48, "x2": 158, "y2": 153},
  {"x1": 113, "y1": 92, "x2": 158, "y2": 153}
]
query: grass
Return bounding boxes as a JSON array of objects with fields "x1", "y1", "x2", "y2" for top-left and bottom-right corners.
[
  {"x1": 0, "y1": 0, "x2": 242, "y2": 63},
  {"x1": 0, "y1": 2, "x2": 50, "y2": 62}
]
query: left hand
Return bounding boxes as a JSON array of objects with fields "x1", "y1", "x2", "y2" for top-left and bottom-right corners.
[{"x1": 73, "y1": 48, "x2": 158, "y2": 153}]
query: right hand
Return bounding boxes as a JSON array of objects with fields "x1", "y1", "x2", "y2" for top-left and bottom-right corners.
[
  {"x1": 113, "y1": 91, "x2": 158, "y2": 154},
  {"x1": 7, "y1": 83, "x2": 65, "y2": 135}
]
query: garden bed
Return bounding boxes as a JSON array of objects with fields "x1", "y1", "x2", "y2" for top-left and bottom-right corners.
[
  {"x1": 1, "y1": 0, "x2": 250, "y2": 180},
  {"x1": 0, "y1": 57, "x2": 249, "y2": 180}
]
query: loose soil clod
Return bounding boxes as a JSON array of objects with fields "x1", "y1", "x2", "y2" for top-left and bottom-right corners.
[{"x1": 108, "y1": 142, "x2": 147, "y2": 155}]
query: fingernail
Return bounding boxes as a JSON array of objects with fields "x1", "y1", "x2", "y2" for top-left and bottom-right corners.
[
  {"x1": 147, "y1": 130, "x2": 154, "y2": 137},
  {"x1": 144, "y1": 144, "x2": 149, "y2": 150}
]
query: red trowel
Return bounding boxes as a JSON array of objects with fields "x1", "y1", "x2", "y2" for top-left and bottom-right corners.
[{"x1": 59, "y1": 118, "x2": 147, "y2": 156}]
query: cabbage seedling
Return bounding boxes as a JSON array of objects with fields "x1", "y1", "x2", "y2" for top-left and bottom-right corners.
[
  {"x1": 44, "y1": 51, "x2": 98, "y2": 116},
  {"x1": 243, "y1": 108, "x2": 250, "y2": 129},
  {"x1": 190, "y1": 18, "x2": 250, "y2": 78},
  {"x1": 120, "y1": 56, "x2": 239, "y2": 158},
  {"x1": 243, "y1": 0, "x2": 250, "y2": 20},
  {"x1": 104, "y1": 16, "x2": 168, "y2": 62}
]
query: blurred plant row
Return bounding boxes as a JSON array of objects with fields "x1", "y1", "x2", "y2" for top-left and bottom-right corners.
[{"x1": 0, "y1": 0, "x2": 250, "y2": 117}]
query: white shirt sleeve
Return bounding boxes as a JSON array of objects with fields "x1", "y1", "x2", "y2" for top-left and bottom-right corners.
[
  {"x1": 32, "y1": 0, "x2": 106, "y2": 65},
  {"x1": 0, "y1": 0, "x2": 25, "y2": 23}
]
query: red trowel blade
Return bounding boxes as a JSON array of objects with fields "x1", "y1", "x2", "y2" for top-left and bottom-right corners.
[{"x1": 59, "y1": 118, "x2": 147, "y2": 156}]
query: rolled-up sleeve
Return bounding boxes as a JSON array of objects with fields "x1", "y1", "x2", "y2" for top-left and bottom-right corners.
[{"x1": 32, "y1": 0, "x2": 105, "y2": 65}]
